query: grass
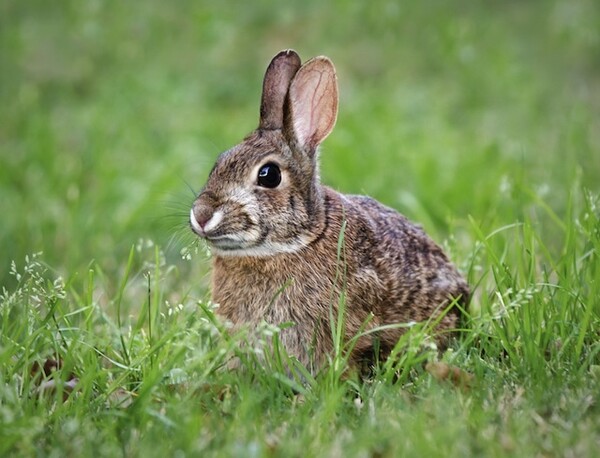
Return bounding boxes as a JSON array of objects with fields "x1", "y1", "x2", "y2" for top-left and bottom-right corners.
[{"x1": 1, "y1": 0, "x2": 600, "y2": 456}]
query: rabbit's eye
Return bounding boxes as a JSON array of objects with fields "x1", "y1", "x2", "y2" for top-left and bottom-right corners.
[{"x1": 257, "y1": 163, "x2": 281, "y2": 188}]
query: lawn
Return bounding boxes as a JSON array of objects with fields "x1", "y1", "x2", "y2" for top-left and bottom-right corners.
[{"x1": 1, "y1": 0, "x2": 599, "y2": 456}]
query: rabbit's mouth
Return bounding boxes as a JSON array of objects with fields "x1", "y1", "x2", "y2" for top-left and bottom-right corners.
[
  {"x1": 190, "y1": 208, "x2": 311, "y2": 257},
  {"x1": 206, "y1": 234, "x2": 253, "y2": 250},
  {"x1": 190, "y1": 207, "x2": 264, "y2": 250},
  {"x1": 207, "y1": 235, "x2": 313, "y2": 258}
]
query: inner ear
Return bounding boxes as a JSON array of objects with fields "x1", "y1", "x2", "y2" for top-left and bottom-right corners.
[
  {"x1": 259, "y1": 50, "x2": 302, "y2": 130},
  {"x1": 285, "y1": 56, "x2": 338, "y2": 151}
]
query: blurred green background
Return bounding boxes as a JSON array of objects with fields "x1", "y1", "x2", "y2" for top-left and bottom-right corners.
[{"x1": 1, "y1": 0, "x2": 599, "y2": 288}]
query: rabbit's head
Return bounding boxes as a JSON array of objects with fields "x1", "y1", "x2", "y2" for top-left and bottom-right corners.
[{"x1": 190, "y1": 50, "x2": 338, "y2": 257}]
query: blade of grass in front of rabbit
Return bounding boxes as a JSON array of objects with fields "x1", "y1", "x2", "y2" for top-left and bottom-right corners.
[{"x1": 329, "y1": 216, "x2": 348, "y2": 376}]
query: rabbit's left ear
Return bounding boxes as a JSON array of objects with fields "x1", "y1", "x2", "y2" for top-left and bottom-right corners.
[
  {"x1": 286, "y1": 56, "x2": 338, "y2": 151},
  {"x1": 259, "y1": 50, "x2": 302, "y2": 130}
]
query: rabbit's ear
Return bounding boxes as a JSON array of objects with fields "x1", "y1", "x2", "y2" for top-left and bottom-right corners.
[
  {"x1": 286, "y1": 56, "x2": 338, "y2": 151},
  {"x1": 259, "y1": 50, "x2": 302, "y2": 130}
]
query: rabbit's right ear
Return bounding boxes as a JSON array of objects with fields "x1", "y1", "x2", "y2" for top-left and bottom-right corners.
[
  {"x1": 259, "y1": 50, "x2": 302, "y2": 130},
  {"x1": 286, "y1": 56, "x2": 338, "y2": 152}
]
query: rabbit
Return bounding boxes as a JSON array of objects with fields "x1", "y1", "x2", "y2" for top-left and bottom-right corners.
[{"x1": 190, "y1": 49, "x2": 469, "y2": 374}]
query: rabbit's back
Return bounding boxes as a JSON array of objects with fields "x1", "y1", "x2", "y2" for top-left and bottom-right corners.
[{"x1": 345, "y1": 193, "x2": 468, "y2": 347}]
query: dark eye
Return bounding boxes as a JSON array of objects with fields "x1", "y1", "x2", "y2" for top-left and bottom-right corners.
[{"x1": 257, "y1": 163, "x2": 281, "y2": 188}]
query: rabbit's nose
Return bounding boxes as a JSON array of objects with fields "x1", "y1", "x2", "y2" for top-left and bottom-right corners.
[
  {"x1": 193, "y1": 205, "x2": 213, "y2": 228},
  {"x1": 190, "y1": 203, "x2": 214, "y2": 235}
]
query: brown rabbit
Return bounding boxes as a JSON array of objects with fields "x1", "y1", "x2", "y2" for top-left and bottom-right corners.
[{"x1": 190, "y1": 50, "x2": 468, "y2": 373}]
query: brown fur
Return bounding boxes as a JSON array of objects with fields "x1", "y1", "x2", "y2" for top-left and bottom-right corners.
[{"x1": 190, "y1": 50, "x2": 468, "y2": 373}]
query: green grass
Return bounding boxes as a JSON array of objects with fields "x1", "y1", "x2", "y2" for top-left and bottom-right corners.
[{"x1": 1, "y1": 0, "x2": 600, "y2": 456}]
